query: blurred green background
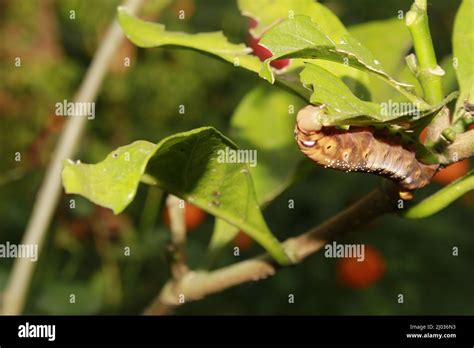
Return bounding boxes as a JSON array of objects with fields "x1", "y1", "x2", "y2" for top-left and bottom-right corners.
[{"x1": 0, "y1": 0, "x2": 472, "y2": 315}]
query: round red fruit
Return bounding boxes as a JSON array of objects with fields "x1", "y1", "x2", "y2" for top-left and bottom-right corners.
[
  {"x1": 432, "y1": 159, "x2": 469, "y2": 185},
  {"x1": 336, "y1": 245, "x2": 385, "y2": 289},
  {"x1": 162, "y1": 202, "x2": 207, "y2": 231},
  {"x1": 233, "y1": 231, "x2": 253, "y2": 251}
]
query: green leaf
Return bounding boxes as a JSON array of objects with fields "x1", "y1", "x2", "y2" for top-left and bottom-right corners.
[
  {"x1": 453, "y1": 0, "x2": 474, "y2": 120},
  {"x1": 208, "y1": 218, "x2": 240, "y2": 262},
  {"x1": 300, "y1": 63, "x2": 381, "y2": 121},
  {"x1": 439, "y1": 55, "x2": 458, "y2": 95},
  {"x1": 117, "y1": 6, "x2": 300, "y2": 95},
  {"x1": 238, "y1": 0, "x2": 347, "y2": 42},
  {"x1": 259, "y1": 16, "x2": 333, "y2": 60},
  {"x1": 239, "y1": 0, "x2": 371, "y2": 100},
  {"x1": 259, "y1": 16, "x2": 426, "y2": 106},
  {"x1": 349, "y1": 18, "x2": 413, "y2": 102},
  {"x1": 62, "y1": 127, "x2": 290, "y2": 265},
  {"x1": 229, "y1": 86, "x2": 305, "y2": 205},
  {"x1": 209, "y1": 86, "x2": 305, "y2": 257},
  {"x1": 62, "y1": 140, "x2": 157, "y2": 214},
  {"x1": 300, "y1": 63, "x2": 459, "y2": 126},
  {"x1": 117, "y1": 6, "x2": 262, "y2": 74},
  {"x1": 404, "y1": 170, "x2": 474, "y2": 219}
]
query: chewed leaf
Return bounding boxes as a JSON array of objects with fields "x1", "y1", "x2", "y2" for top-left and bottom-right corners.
[
  {"x1": 300, "y1": 63, "x2": 459, "y2": 126},
  {"x1": 259, "y1": 16, "x2": 426, "y2": 105},
  {"x1": 62, "y1": 127, "x2": 289, "y2": 265},
  {"x1": 240, "y1": 0, "x2": 374, "y2": 98},
  {"x1": 62, "y1": 141, "x2": 157, "y2": 214},
  {"x1": 349, "y1": 18, "x2": 414, "y2": 102},
  {"x1": 300, "y1": 63, "x2": 381, "y2": 120},
  {"x1": 117, "y1": 7, "x2": 263, "y2": 74},
  {"x1": 238, "y1": 0, "x2": 347, "y2": 42}
]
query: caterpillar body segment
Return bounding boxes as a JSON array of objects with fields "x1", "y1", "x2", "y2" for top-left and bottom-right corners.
[{"x1": 295, "y1": 105, "x2": 439, "y2": 191}]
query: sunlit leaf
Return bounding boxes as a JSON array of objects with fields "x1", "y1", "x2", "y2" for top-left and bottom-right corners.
[
  {"x1": 238, "y1": 0, "x2": 347, "y2": 42},
  {"x1": 349, "y1": 18, "x2": 413, "y2": 102},
  {"x1": 117, "y1": 6, "x2": 262, "y2": 73},
  {"x1": 299, "y1": 63, "x2": 458, "y2": 126},
  {"x1": 62, "y1": 127, "x2": 290, "y2": 264},
  {"x1": 62, "y1": 141, "x2": 157, "y2": 214},
  {"x1": 259, "y1": 16, "x2": 427, "y2": 106}
]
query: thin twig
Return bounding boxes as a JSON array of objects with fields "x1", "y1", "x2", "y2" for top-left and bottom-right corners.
[
  {"x1": 143, "y1": 184, "x2": 399, "y2": 315},
  {"x1": 0, "y1": 0, "x2": 145, "y2": 315},
  {"x1": 165, "y1": 195, "x2": 189, "y2": 281}
]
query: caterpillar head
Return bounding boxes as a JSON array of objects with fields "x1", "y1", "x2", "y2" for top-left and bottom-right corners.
[{"x1": 295, "y1": 105, "x2": 326, "y2": 148}]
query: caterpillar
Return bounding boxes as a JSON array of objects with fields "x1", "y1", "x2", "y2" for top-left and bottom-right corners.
[{"x1": 294, "y1": 105, "x2": 439, "y2": 192}]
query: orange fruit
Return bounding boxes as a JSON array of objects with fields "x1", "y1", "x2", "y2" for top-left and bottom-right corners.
[
  {"x1": 419, "y1": 127, "x2": 428, "y2": 143},
  {"x1": 336, "y1": 245, "x2": 385, "y2": 289},
  {"x1": 432, "y1": 160, "x2": 470, "y2": 185},
  {"x1": 162, "y1": 202, "x2": 207, "y2": 231},
  {"x1": 233, "y1": 231, "x2": 253, "y2": 251}
]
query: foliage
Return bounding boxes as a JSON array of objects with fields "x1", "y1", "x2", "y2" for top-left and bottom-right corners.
[
  {"x1": 62, "y1": 128, "x2": 289, "y2": 264},
  {"x1": 1, "y1": 0, "x2": 472, "y2": 315}
]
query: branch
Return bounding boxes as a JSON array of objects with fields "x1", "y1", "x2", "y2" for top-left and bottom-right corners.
[
  {"x1": 143, "y1": 183, "x2": 399, "y2": 315},
  {"x1": 0, "y1": 0, "x2": 145, "y2": 315},
  {"x1": 165, "y1": 195, "x2": 189, "y2": 280}
]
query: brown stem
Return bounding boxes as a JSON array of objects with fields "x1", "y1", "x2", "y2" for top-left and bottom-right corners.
[{"x1": 143, "y1": 183, "x2": 399, "y2": 315}]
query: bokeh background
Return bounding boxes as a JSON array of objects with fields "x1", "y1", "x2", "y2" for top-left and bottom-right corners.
[{"x1": 0, "y1": 0, "x2": 472, "y2": 315}]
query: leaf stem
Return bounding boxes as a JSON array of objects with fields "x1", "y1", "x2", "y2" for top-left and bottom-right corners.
[{"x1": 406, "y1": 0, "x2": 444, "y2": 104}]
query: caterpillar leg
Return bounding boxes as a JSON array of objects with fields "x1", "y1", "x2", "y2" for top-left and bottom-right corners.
[{"x1": 399, "y1": 191, "x2": 413, "y2": 200}]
